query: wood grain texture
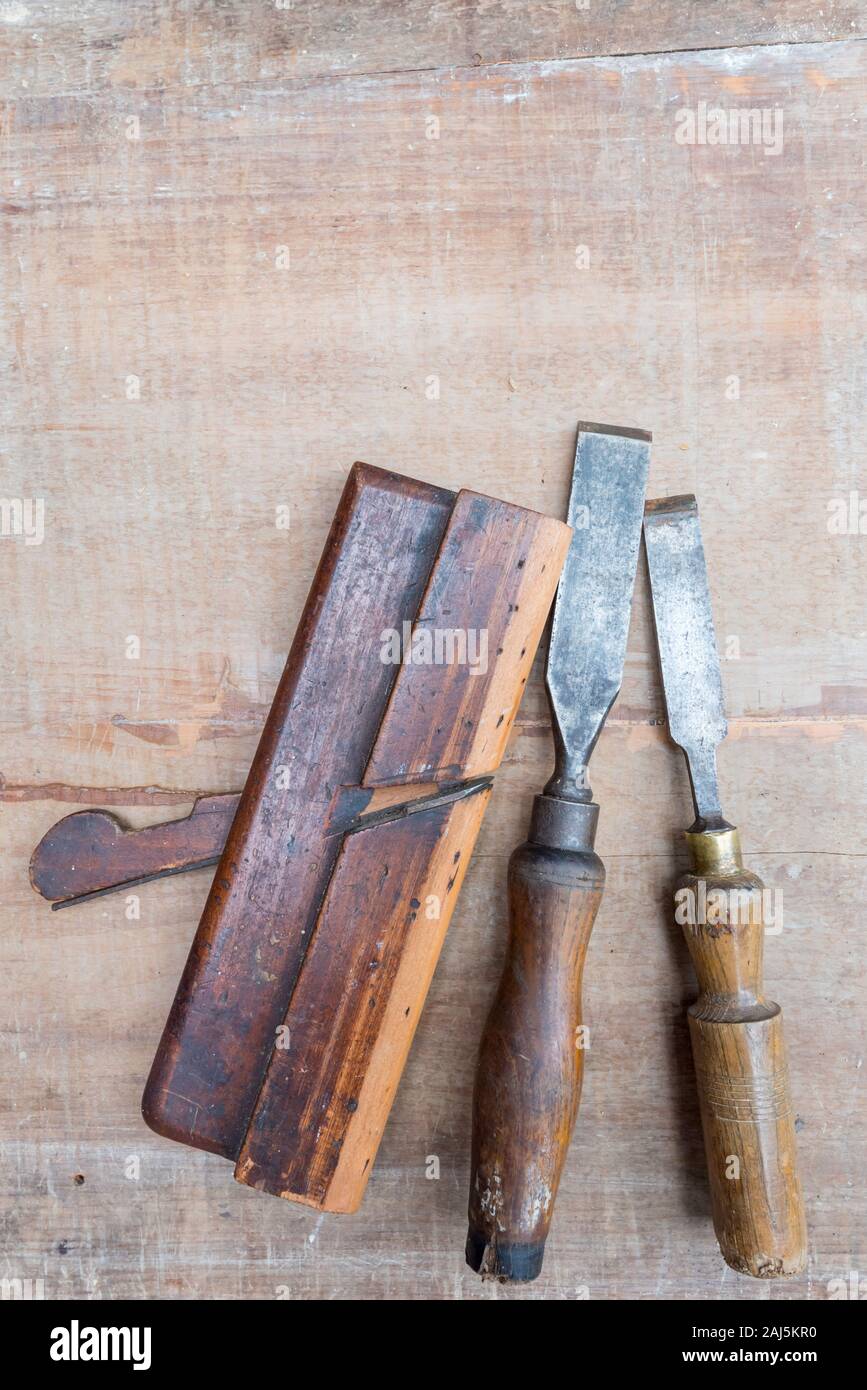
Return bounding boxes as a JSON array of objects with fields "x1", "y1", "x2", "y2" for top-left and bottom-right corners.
[
  {"x1": 1, "y1": 4, "x2": 865, "y2": 1298},
  {"x1": 689, "y1": 1011, "x2": 805, "y2": 1276},
  {"x1": 677, "y1": 830, "x2": 807, "y2": 1278},
  {"x1": 3, "y1": 720, "x2": 865, "y2": 1298},
  {"x1": 0, "y1": 2, "x2": 860, "y2": 97},
  {"x1": 3, "y1": 41, "x2": 866, "y2": 793},
  {"x1": 364, "y1": 492, "x2": 569, "y2": 785},
  {"x1": 29, "y1": 794, "x2": 239, "y2": 903},
  {"x1": 142, "y1": 463, "x2": 455, "y2": 1161},
  {"x1": 144, "y1": 465, "x2": 567, "y2": 1211},
  {"x1": 468, "y1": 835, "x2": 604, "y2": 1280},
  {"x1": 236, "y1": 786, "x2": 491, "y2": 1212}
]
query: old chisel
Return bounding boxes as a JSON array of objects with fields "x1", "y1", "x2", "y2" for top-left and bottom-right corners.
[
  {"x1": 643, "y1": 495, "x2": 806, "y2": 1277},
  {"x1": 466, "y1": 422, "x2": 652, "y2": 1281}
]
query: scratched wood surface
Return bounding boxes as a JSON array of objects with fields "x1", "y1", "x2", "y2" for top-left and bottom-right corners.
[{"x1": 1, "y1": 3, "x2": 865, "y2": 1300}]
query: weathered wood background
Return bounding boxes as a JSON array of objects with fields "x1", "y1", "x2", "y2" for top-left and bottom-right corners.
[{"x1": 2, "y1": 2, "x2": 865, "y2": 1301}]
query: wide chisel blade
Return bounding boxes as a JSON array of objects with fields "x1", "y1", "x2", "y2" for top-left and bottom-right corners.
[
  {"x1": 545, "y1": 423, "x2": 652, "y2": 799},
  {"x1": 467, "y1": 420, "x2": 651, "y2": 1284},
  {"x1": 643, "y1": 495, "x2": 728, "y2": 830}
]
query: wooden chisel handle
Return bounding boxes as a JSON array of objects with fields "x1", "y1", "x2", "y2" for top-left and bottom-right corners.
[
  {"x1": 677, "y1": 826, "x2": 806, "y2": 1277},
  {"x1": 467, "y1": 796, "x2": 604, "y2": 1281}
]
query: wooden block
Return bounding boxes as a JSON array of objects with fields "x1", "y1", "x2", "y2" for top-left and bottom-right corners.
[
  {"x1": 364, "y1": 491, "x2": 562, "y2": 786},
  {"x1": 142, "y1": 464, "x2": 454, "y2": 1159},
  {"x1": 236, "y1": 788, "x2": 491, "y2": 1211},
  {"x1": 142, "y1": 463, "x2": 570, "y2": 1210}
]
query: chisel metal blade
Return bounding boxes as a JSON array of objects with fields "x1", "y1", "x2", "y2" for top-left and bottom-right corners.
[
  {"x1": 643, "y1": 495, "x2": 729, "y2": 831},
  {"x1": 545, "y1": 423, "x2": 652, "y2": 800}
]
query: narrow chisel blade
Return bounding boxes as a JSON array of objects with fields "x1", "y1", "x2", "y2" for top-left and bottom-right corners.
[
  {"x1": 545, "y1": 423, "x2": 652, "y2": 800},
  {"x1": 643, "y1": 495, "x2": 729, "y2": 830}
]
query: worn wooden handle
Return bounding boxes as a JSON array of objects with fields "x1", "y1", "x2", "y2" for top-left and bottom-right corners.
[
  {"x1": 678, "y1": 827, "x2": 806, "y2": 1277},
  {"x1": 467, "y1": 822, "x2": 604, "y2": 1281}
]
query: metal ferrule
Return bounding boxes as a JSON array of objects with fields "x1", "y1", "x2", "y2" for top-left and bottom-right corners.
[
  {"x1": 529, "y1": 795, "x2": 599, "y2": 852},
  {"x1": 685, "y1": 825, "x2": 742, "y2": 875}
]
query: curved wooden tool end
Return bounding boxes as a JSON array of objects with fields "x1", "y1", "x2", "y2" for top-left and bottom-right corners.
[
  {"x1": 29, "y1": 795, "x2": 239, "y2": 906},
  {"x1": 30, "y1": 809, "x2": 129, "y2": 903}
]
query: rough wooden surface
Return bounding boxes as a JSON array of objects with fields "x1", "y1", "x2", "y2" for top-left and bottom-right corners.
[
  {"x1": 2, "y1": 3, "x2": 865, "y2": 1299},
  {"x1": 0, "y1": 2, "x2": 861, "y2": 95}
]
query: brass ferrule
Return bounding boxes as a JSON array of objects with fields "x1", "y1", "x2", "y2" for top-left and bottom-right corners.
[{"x1": 685, "y1": 826, "x2": 743, "y2": 875}]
